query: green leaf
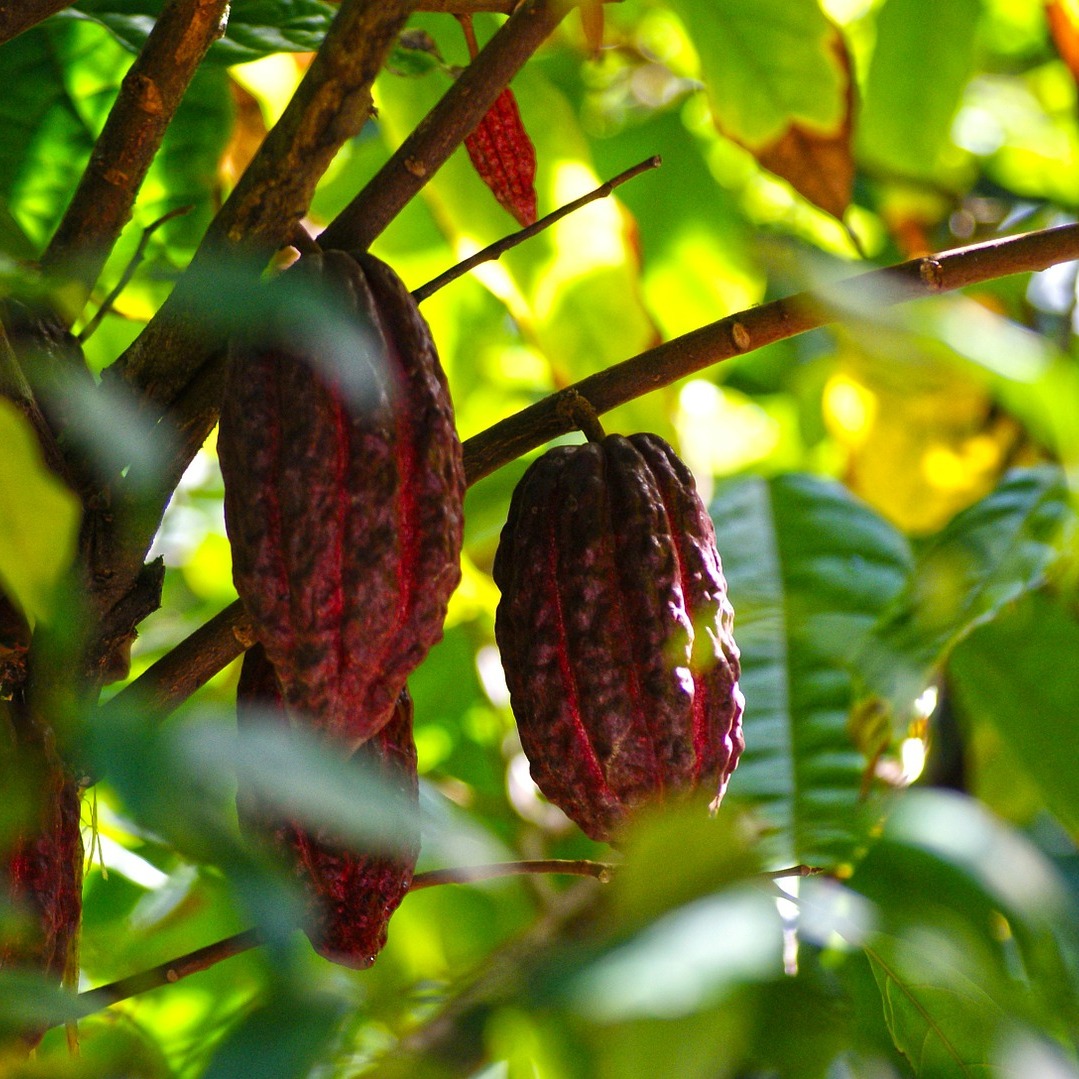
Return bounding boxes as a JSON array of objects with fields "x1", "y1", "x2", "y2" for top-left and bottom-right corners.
[
  {"x1": 64, "y1": 0, "x2": 337, "y2": 64},
  {"x1": 857, "y1": 0, "x2": 980, "y2": 179},
  {"x1": 951, "y1": 589, "x2": 1079, "y2": 834},
  {"x1": 665, "y1": 0, "x2": 845, "y2": 144},
  {"x1": 866, "y1": 934, "x2": 1007, "y2": 1079},
  {"x1": 850, "y1": 790, "x2": 1079, "y2": 1062},
  {"x1": 0, "y1": 399, "x2": 81, "y2": 624},
  {"x1": 0, "y1": 20, "x2": 129, "y2": 246},
  {"x1": 861, "y1": 467, "x2": 1072, "y2": 721},
  {"x1": 711, "y1": 474, "x2": 913, "y2": 864}
]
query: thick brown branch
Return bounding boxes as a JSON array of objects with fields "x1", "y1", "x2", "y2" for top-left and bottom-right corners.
[
  {"x1": 82, "y1": 0, "x2": 416, "y2": 662},
  {"x1": 463, "y1": 222, "x2": 1079, "y2": 483},
  {"x1": 417, "y1": 0, "x2": 517, "y2": 10},
  {"x1": 417, "y1": 1, "x2": 621, "y2": 13},
  {"x1": 318, "y1": 0, "x2": 570, "y2": 252},
  {"x1": 96, "y1": 599, "x2": 253, "y2": 726},
  {"x1": 99, "y1": 221, "x2": 1079, "y2": 720},
  {"x1": 108, "y1": 0, "x2": 416, "y2": 412},
  {"x1": 40, "y1": 0, "x2": 228, "y2": 318},
  {"x1": 0, "y1": 0, "x2": 74, "y2": 47}
]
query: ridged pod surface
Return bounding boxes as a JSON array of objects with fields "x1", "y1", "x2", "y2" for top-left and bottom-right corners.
[
  {"x1": 493, "y1": 433, "x2": 744, "y2": 844},
  {"x1": 219, "y1": 250, "x2": 464, "y2": 751},
  {"x1": 237, "y1": 645, "x2": 419, "y2": 969}
]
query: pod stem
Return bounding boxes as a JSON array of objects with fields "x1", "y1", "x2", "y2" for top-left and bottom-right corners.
[{"x1": 558, "y1": 389, "x2": 606, "y2": 443}]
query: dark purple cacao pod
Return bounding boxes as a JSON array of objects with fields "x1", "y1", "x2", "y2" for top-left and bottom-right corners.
[
  {"x1": 237, "y1": 644, "x2": 419, "y2": 969},
  {"x1": 219, "y1": 250, "x2": 465, "y2": 751},
  {"x1": 493, "y1": 433, "x2": 743, "y2": 844}
]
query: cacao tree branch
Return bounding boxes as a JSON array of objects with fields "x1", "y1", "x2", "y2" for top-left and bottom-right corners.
[
  {"x1": 69, "y1": 852, "x2": 808, "y2": 1020},
  {"x1": 417, "y1": 1, "x2": 517, "y2": 10},
  {"x1": 766, "y1": 864, "x2": 823, "y2": 879},
  {"x1": 410, "y1": 858, "x2": 616, "y2": 888},
  {"x1": 85, "y1": 0, "x2": 566, "y2": 636},
  {"x1": 0, "y1": 322, "x2": 67, "y2": 480},
  {"x1": 0, "y1": 0, "x2": 74, "y2": 47},
  {"x1": 412, "y1": 155, "x2": 661, "y2": 301},
  {"x1": 415, "y1": 1, "x2": 624, "y2": 14},
  {"x1": 463, "y1": 221, "x2": 1079, "y2": 483},
  {"x1": 107, "y1": 0, "x2": 417, "y2": 411},
  {"x1": 97, "y1": 600, "x2": 254, "y2": 725},
  {"x1": 73, "y1": 860, "x2": 609, "y2": 1015},
  {"x1": 39, "y1": 0, "x2": 228, "y2": 321},
  {"x1": 97, "y1": 221, "x2": 1079, "y2": 722},
  {"x1": 81, "y1": 0, "x2": 417, "y2": 667},
  {"x1": 75, "y1": 927, "x2": 264, "y2": 1014},
  {"x1": 318, "y1": 0, "x2": 571, "y2": 253},
  {"x1": 77, "y1": 207, "x2": 193, "y2": 343}
]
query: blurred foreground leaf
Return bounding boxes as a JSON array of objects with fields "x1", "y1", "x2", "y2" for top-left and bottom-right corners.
[
  {"x1": 0, "y1": 400, "x2": 80, "y2": 624},
  {"x1": 951, "y1": 589, "x2": 1079, "y2": 834}
]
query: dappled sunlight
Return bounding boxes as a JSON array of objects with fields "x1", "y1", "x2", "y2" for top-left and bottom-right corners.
[
  {"x1": 676, "y1": 379, "x2": 781, "y2": 491},
  {"x1": 822, "y1": 355, "x2": 1018, "y2": 533}
]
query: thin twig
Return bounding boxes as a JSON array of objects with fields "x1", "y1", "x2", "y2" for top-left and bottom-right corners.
[
  {"x1": 412, "y1": 858, "x2": 616, "y2": 889},
  {"x1": 75, "y1": 927, "x2": 264, "y2": 1014},
  {"x1": 765, "y1": 864, "x2": 823, "y2": 879},
  {"x1": 40, "y1": 0, "x2": 228, "y2": 319},
  {"x1": 319, "y1": 0, "x2": 572, "y2": 253},
  {"x1": 96, "y1": 220, "x2": 1079, "y2": 722},
  {"x1": 73, "y1": 859, "x2": 611, "y2": 1016},
  {"x1": 412, "y1": 156, "x2": 661, "y2": 302},
  {"x1": 77, "y1": 207, "x2": 193, "y2": 343}
]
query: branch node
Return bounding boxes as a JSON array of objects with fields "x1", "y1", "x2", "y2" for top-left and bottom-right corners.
[{"x1": 919, "y1": 257, "x2": 944, "y2": 290}]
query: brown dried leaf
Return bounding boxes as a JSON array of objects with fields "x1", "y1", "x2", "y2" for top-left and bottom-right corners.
[
  {"x1": 728, "y1": 28, "x2": 855, "y2": 221},
  {"x1": 464, "y1": 87, "x2": 538, "y2": 227}
]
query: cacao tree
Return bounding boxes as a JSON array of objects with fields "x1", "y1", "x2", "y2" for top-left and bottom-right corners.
[{"x1": 2, "y1": 1, "x2": 1079, "y2": 1076}]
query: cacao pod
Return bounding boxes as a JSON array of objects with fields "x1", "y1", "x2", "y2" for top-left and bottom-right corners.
[
  {"x1": 219, "y1": 250, "x2": 465, "y2": 751},
  {"x1": 237, "y1": 645, "x2": 419, "y2": 970},
  {"x1": 1, "y1": 705, "x2": 83, "y2": 1047},
  {"x1": 493, "y1": 432, "x2": 743, "y2": 844}
]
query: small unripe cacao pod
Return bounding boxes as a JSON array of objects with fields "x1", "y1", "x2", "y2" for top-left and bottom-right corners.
[
  {"x1": 237, "y1": 645, "x2": 419, "y2": 969},
  {"x1": 493, "y1": 433, "x2": 743, "y2": 843},
  {"x1": 219, "y1": 250, "x2": 464, "y2": 751}
]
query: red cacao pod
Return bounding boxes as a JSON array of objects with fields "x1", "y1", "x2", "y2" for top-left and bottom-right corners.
[
  {"x1": 464, "y1": 87, "x2": 538, "y2": 227},
  {"x1": 219, "y1": 250, "x2": 465, "y2": 751},
  {"x1": 237, "y1": 645, "x2": 419, "y2": 969},
  {"x1": 493, "y1": 433, "x2": 743, "y2": 844}
]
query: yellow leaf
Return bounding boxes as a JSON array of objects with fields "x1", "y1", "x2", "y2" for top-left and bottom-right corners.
[{"x1": 0, "y1": 399, "x2": 81, "y2": 624}]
